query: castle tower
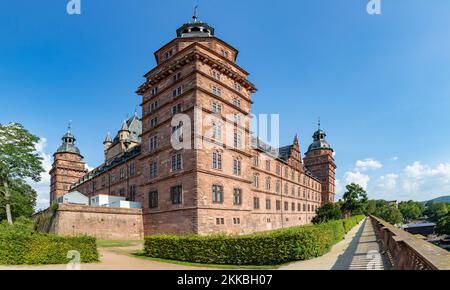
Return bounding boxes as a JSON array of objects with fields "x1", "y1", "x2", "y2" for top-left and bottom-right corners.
[
  {"x1": 303, "y1": 121, "x2": 336, "y2": 204},
  {"x1": 136, "y1": 14, "x2": 257, "y2": 234},
  {"x1": 49, "y1": 126, "x2": 87, "y2": 203}
]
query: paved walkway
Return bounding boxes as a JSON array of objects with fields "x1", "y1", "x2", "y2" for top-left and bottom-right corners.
[{"x1": 280, "y1": 218, "x2": 390, "y2": 270}]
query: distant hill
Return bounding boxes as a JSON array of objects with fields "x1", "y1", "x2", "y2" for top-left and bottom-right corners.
[{"x1": 425, "y1": 196, "x2": 450, "y2": 203}]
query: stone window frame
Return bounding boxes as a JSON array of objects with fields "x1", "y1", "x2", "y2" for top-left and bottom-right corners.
[
  {"x1": 212, "y1": 184, "x2": 224, "y2": 204},
  {"x1": 233, "y1": 157, "x2": 242, "y2": 176},
  {"x1": 233, "y1": 188, "x2": 242, "y2": 206},
  {"x1": 149, "y1": 161, "x2": 158, "y2": 179},
  {"x1": 171, "y1": 153, "x2": 183, "y2": 172},
  {"x1": 265, "y1": 198, "x2": 271, "y2": 210},
  {"x1": 170, "y1": 185, "x2": 183, "y2": 205},
  {"x1": 149, "y1": 190, "x2": 158, "y2": 208},
  {"x1": 253, "y1": 197, "x2": 260, "y2": 209},
  {"x1": 212, "y1": 151, "x2": 223, "y2": 171}
]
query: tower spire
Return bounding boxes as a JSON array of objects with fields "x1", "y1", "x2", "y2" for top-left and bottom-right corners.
[{"x1": 192, "y1": 5, "x2": 199, "y2": 22}]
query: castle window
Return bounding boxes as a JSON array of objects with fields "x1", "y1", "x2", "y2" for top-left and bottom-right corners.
[
  {"x1": 291, "y1": 186, "x2": 295, "y2": 196},
  {"x1": 297, "y1": 203, "x2": 301, "y2": 212},
  {"x1": 212, "y1": 122, "x2": 222, "y2": 140},
  {"x1": 303, "y1": 204, "x2": 306, "y2": 212},
  {"x1": 171, "y1": 122, "x2": 184, "y2": 142},
  {"x1": 233, "y1": 188, "x2": 242, "y2": 205},
  {"x1": 164, "y1": 49, "x2": 173, "y2": 60},
  {"x1": 276, "y1": 180, "x2": 281, "y2": 193},
  {"x1": 253, "y1": 156, "x2": 259, "y2": 167},
  {"x1": 308, "y1": 204, "x2": 311, "y2": 212},
  {"x1": 265, "y1": 199, "x2": 271, "y2": 210},
  {"x1": 92, "y1": 182, "x2": 96, "y2": 191},
  {"x1": 234, "y1": 82, "x2": 241, "y2": 92},
  {"x1": 149, "y1": 161, "x2": 157, "y2": 179},
  {"x1": 233, "y1": 159, "x2": 241, "y2": 176},
  {"x1": 212, "y1": 71, "x2": 221, "y2": 81},
  {"x1": 173, "y1": 72, "x2": 181, "y2": 82},
  {"x1": 120, "y1": 168, "x2": 126, "y2": 179},
  {"x1": 150, "y1": 117, "x2": 158, "y2": 127},
  {"x1": 170, "y1": 185, "x2": 182, "y2": 204},
  {"x1": 253, "y1": 175, "x2": 259, "y2": 188},
  {"x1": 149, "y1": 136, "x2": 158, "y2": 152},
  {"x1": 150, "y1": 101, "x2": 159, "y2": 112},
  {"x1": 212, "y1": 102, "x2": 222, "y2": 114},
  {"x1": 216, "y1": 218, "x2": 225, "y2": 225},
  {"x1": 233, "y1": 114, "x2": 241, "y2": 125},
  {"x1": 253, "y1": 197, "x2": 260, "y2": 209},
  {"x1": 221, "y1": 50, "x2": 229, "y2": 58},
  {"x1": 212, "y1": 152, "x2": 222, "y2": 170},
  {"x1": 233, "y1": 131, "x2": 242, "y2": 148},
  {"x1": 212, "y1": 184, "x2": 224, "y2": 204},
  {"x1": 129, "y1": 185, "x2": 136, "y2": 201},
  {"x1": 130, "y1": 163, "x2": 136, "y2": 176},
  {"x1": 212, "y1": 86, "x2": 221, "y2": 96},
  {"x1": 276, "y1": 165, "x2": 281, "y2": 175},
  {"x1": 284, "y1": 201, "x2": 289, "y2": 211},
  {"x1": 172, "y1": 86, "x2": 183, "y2": 98},
  {"x1": 265, "y1": 177, "x2": 271, "y2": 191},
  {"x1": 171, "y1": 153, "x2": 182, "y2": 171},
  {"x1": 110, "y1": 173, "x2": 116, "y2": 183},
  {"x1": 265, "y1": 160, "x2": 271, "y2": 171},
  {"x1": 276, "y1": 200, "x2": 281, "y2": 211},
  {"x1": 284, "y1": 184, "x2": 288, "y2": 195},
  {"x1": 233, "y1": 218, "x2": 241, "y2": 225},
  {"x1": 232, "y1": 98, "x2": 241, "y2": 108},
  {"x1": 292, "y1": 202, "x2": 295, "y2": 211},
  {"x1": 149, "y1": 191, "x2": 158, "y2": 208},
  {"x1": 171, "y1": 103, "x2": 182, "y2": 115},
  {"x1": 151, "y1": 87, "x2": 158, "y2": 96}
]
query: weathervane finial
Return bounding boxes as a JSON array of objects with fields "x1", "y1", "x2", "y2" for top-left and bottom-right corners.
[
  {"x1": 192, "y1": 5, "x2": 199, "y2": 22},
  {"x1": 68, "y1": 120, "x2": 72, "y2": 132},
  {"x1": 318, "y1": 117, "x2": 321, "y2": 130}
]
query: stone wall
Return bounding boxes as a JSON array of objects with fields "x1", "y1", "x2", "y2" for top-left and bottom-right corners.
[{"x1": 36, "y1": 204, "x2": 144, "y2": 240}]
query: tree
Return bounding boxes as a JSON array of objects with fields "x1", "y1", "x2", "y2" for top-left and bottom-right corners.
[
  {"x1": 398, "y1": 200, "x2": 424, "y2": 222},
  {"x1": 312, "y1": 203, "x2": 342, "y2": 224},
  {"x1": 424, "y1": 202, "x2": 450, "y2": 222},
  {"x1": 435, "y1": 213, "x2": 450, "y2": 235},
  {"x1": 0, "y1": 123, "x2": 44, "y2": 224},
  {"x1": 0, "y1": 179, "x2": 37, "y2": 220},
  {"x1": 378, "y1": 205, "x2": 403, "y2": 225},
  {"x1": 341, "y1": 183, "x2": 368, "y2": 217}
]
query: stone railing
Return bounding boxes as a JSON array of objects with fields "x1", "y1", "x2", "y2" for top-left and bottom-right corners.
[{"x1": 370, "y1": 215, "x2": 450, "y2": 270}]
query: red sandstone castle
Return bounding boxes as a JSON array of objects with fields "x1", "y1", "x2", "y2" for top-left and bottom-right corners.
[{"x1": 49, "y1": 16, "x2": 336, "y2": 236}]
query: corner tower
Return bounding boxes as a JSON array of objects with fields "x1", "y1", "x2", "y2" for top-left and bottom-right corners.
[
  {"x1": 137, "y1": 14, "x2": 257, "y2": 235},
  {"x1": 49, "y1": 126, "x2": 87, "y2": 203},
  {"x1": 303, "y1": 122, "x2": 336, "y2": 204}
]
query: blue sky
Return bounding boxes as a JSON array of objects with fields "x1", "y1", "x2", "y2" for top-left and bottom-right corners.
[{"x1": 1, "y1": 0, "x2": 450, "y2": 209}]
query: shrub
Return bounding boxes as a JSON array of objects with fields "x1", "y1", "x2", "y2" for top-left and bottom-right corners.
[
  {"x1": 144, "y1": 216, "x2": 365, "y2": 265},
  {"x1": 0, "y1": 219, "x2": 98, "y2": 265}
]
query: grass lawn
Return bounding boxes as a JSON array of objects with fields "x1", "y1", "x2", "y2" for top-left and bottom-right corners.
[
  {"x1": 131, "y1": 252, "x2": 281, "y2": 270},
  {"x1": 96, "y1": 240, "x2": 143, "y2": 248}
]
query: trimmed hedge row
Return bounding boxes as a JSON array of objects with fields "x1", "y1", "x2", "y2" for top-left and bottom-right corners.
[
  {"x1": 144, "y1": 215, "x2": 365, "y2": 265},
  {"x1": 0, "y1": 219, "x2": 98, "y2": 265}
]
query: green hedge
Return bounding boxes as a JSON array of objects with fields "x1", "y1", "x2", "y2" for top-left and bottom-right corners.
[
  {"x1": 144, "y1": 215, "x2": 365, "y2": 266},
  {"x1": 0, "y1": 218, "x2": 98, "y2": 265}
]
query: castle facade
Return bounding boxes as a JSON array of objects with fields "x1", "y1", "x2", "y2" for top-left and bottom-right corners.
[{"x1": 49, "y1": 17, "x2": 336, "y2": 236}]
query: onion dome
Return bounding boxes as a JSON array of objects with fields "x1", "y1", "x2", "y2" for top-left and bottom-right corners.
[
  {"x1": 176, "y1": 9, "x2": 214, "y2": 38},
  {"x1": 56, "y1": 124, "x2": 82, "y2": 156},
  {"x1": 307, "y1": 119, "x2": 333, "y2": 152}
]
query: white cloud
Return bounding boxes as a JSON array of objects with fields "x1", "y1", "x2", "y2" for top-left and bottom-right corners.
[
  {"x1": 376, "y1": 173, "x2": 398, "y2": 191},
  {"x1": 344, "y1": 171, "x2": 370, "y2": 190},
  {"x1": 29, "y1": 137, "x2": 53, "y2": 211},
  {"x1": 390, "y1": 156, "x2": 399, "y2": 161},
  {"x1": 355, "y1": 158, "x2": 383, "y2": 171}
]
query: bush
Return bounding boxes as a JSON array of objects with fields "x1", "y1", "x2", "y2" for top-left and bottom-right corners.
[
  {"x1": 0, "y1": 219, "x2": 98, "y2": 265},
  {"x1": 144, "y1": 216, "x2": 365, "y2": 266}
]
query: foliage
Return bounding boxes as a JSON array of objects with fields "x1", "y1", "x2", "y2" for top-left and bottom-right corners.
[
  {"x1": 341, "y1": 183, "x2": 368, "y2": 216},
  {"x1": 423, "y1": 202, "x2": 450, "y2": 222},
  {"x1": 366, "y1": 200, "x2": 403, "y2": 225},
  {"x1": 0, "y1": 123, "x2": 44, "y2": 224},
  {"x1": 435, "y1": 213, "x2": 450, "y2": 235},
  {"x1": 398, "y1": 201, "x2": 424, "y2": 221},
  {"x1": 0, "y1": 179, "x2": 37, "y2": 220},
  {"x1": 312, "y1": 203, "x2": 342, "y2": 224},
  {"x1": 0, "y1": 218, "x2": 98, "y2": 265},
  {"x1": 144, "y1": 216, "x2": 365, "y2": 266}
]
